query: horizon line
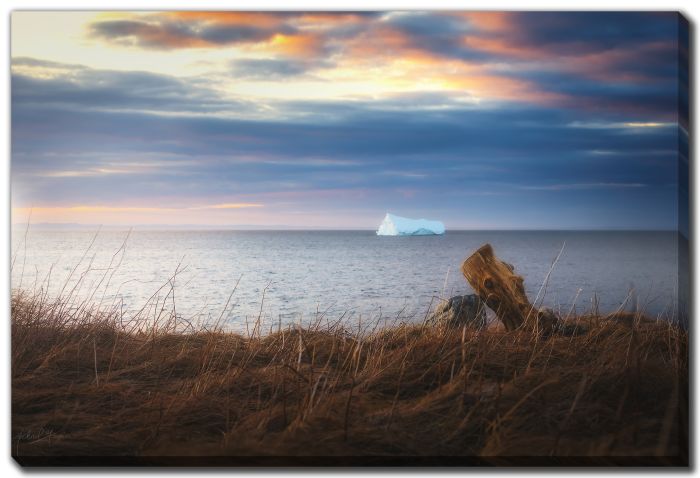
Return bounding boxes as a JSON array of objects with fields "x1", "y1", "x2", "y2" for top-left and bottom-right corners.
[{"x1": 10, "y1": 222, "x2": 680, "y2": 233}]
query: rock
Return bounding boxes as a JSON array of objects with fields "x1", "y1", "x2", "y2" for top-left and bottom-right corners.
[{"x1": 428, "y1": 294, "x2": 486, "y2": 329}]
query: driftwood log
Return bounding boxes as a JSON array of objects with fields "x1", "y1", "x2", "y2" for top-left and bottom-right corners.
[{"x1": 461, "y1": 243, "x2": 558, "y2": 333}]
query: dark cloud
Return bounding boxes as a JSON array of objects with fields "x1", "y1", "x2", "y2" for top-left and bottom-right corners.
[
  {"x1": 230, "y1": 58, "x2": 331, "y2": 79},
  {"x1": 88, "y1": 12, "x2": 382, "y2": 51},
  {"x1": 504, "y1": 12, "x2": 679, "y2": 54},
  {"x1": 89, "y1": 17, "x2": 294, "y2": 49},
  {"x1": 495, "y1": 68, "x2": 678, "y2": 120},
  {"x1": 11, "y1": 60, "x2": 255, "y2": 114},
  {"x1": 199, "y1": 23, "x2": 296, "y2": 44},
  {"x1": 12, "y1": 66, "x2": 679, "y2": 207},
  {"x1": 88, "y1": 12, "x2": 680, "y2": 90},
  {"x1": 398, "y1": 12, "x2": 680, "y2": 86},
  {"x1": 380, "y1": 12, "x2": 491, "y2": 61},
  {"x1": 12, "y1": 11, "x2": 686, "y2": 229}
]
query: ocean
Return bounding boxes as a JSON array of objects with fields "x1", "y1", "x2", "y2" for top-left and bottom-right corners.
[{"x1": 10, "y1": 229, "x2": 684, "y2": 330}]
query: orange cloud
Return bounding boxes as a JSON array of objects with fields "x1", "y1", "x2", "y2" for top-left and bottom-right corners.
[
  {"x1": 294, "y1": 12, "x2": 372, "y2": 25},
  {"x1": 560, "y1": 40, "x2": 677, "y2": 83},
  {"x1": 446, "y1": 74, "x2": 566, "y2": 105},
  {"x1": 341, "y1": 25, "x2": 424, "y2": 62},
  {"x1": 267, "y1": 33, "x2": 325, "y2": 56},
  {"x1": 463, "y1": 35, "x2": 545, "y2": 60},
  {"x1": 86, "y1": 11, "x2": 663, "y2": 110},
  {"x1": 166, "y1": 11, "x2": 370, "y2": 29},
  {"x1": 14, "y1": 203, "x2": 263, "y2": 212},
  {"x1": 12, "y1": 203, "x2": 266, "y2": 226},
  {"x1": 91, "y1": 12, "x2": 332, "y2": 56},
  {"x1": 335, "y1": 36, "x2": 562, "y2": 106},
  {"x1": 459, "y1": 12, "x2": 513, "y2": 32},
  {"x1": 197, "y1": 203, "x2": 264, "y2": 209},
  {"x1": 167, "y1": 11, "x2": 285, "y2": 28}
]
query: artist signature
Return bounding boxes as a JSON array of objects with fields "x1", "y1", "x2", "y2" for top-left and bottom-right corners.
[{"x1": 13, "y1": 427, "x2": 54, "y2": 441}]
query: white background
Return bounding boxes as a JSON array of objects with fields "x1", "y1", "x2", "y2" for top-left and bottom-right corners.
[{"x1": 1, "y1": 0, "x2": 697, "y2": 475}]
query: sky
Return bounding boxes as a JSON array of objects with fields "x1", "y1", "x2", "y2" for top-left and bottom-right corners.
[{"x1": 10, "y1": 11, "x2": 687, "y2": 229}]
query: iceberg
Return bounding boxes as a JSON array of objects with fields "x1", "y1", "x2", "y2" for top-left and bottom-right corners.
[{"x1": 376, "y1": 213, "x2": 445, "y2": 236}]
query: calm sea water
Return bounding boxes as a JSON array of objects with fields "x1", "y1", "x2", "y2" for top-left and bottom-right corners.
[{"x1": 11, "y1": 230, "x2": 683, "y2": 330}]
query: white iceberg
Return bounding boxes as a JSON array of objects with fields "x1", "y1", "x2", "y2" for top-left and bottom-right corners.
[{"x1": 376, "y1": 213, "x2": 445, "y2": 236}]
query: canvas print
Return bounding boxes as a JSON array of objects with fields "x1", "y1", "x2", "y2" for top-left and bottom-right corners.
[{"x1": 10, "y1": 11, "x2": 688, "y2": 466}]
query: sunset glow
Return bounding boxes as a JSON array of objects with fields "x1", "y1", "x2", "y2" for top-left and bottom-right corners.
[{"x1": 11, "y1": 11, "x2": 686, "y2": 229}]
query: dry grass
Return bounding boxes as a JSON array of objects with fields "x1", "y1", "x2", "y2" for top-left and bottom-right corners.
[{"x1": 11, "y1": 289, "x2": 688, "y2": 465}]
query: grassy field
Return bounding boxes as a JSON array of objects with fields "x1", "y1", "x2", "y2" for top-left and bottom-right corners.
[{"x1": 11, "y1": 290, "x2": 688, "y2": 466}]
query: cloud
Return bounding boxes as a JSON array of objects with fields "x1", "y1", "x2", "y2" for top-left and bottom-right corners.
[
  {"x1": 89, "y1": 16, "x2": 292, "y2": 49},
  {"x1": 11, "y1": 11, "x2": 686, "y2": 229},
  {"x1": 12, "y1": 64, "x2": 677, "y2": 164},
  {"x1": 196, "y1": 203, "x2": 264, "y2": 209},
  {"x1": 460, "y1": 12, "x2": 677, "y2": 56},
  {"x1": 12, "y1": 57, "x2": 252, "y2": 115},
  {"x1": 12, "y1": 64, "x2": 679, "y2": 215},
  {"x1": 15, "y1": 205, "x2": 172, "y2": 213},
  {"x1": 429, "y1": 13, "x2": 680, "y2": 100},
  {"x1": 89, "y1": 19, "x2": 209, "y2": 48},
  {"x1": 88, "y1": 12, "x2": 326, "y2": 56},
  {"x1": 230, "y1": 58, "x2": 331, "y2": 79},
  {"x1": 568, "y1": 121, "x2": 675, "y2": 130},
  {"x1": 42, "y1": 168, "x2": 143, "y2": 178},
  {"x1": 83, "y1": 12, "x2": 682, "y2": 115},
  {"x1": 95, "y1": 12, "x2": 397, "y2": 59},
  {"x1": 13, "y1": 202, "x2": 264, "y2": 213},
  {"x1": 519, "y1": 182, "x2": 648, "y2": 191}
]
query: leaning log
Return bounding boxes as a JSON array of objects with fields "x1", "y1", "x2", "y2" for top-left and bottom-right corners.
[{"x1": 461, "y1": 243, "x2": 558, "y2": 333}]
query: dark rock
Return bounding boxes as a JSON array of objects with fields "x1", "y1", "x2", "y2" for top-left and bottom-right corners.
[{"x1": 428, "y1": 294, "x2": 486, "y2": 329}]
